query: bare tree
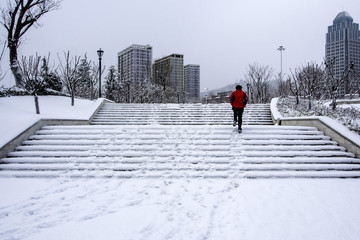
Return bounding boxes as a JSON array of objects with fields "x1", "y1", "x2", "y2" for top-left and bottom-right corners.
[
  {"x1": 274, "y1": 73, "x2": 289, "y2": 98},
  {"x1": 287, "y1": 68, "x2": 302, "y2": 105},
  {"x1": 153, "y1": 59, "x2": 172, "y2": 103},
  {"x1": 0, "y1": 40, "x2": 6, "y2": 81},
  {"x1": 19, "y1": 53, "x2": 47, "y2": 114},
  {"x1": 57, "y1": 51, "x2": 80, "y2": 106},
  {"x1": 245, "y1": 63, "x2": 274, "y2": 104},
  {"x1": 299, "y1": 62, "x2": 325, "y2": 110},
  {"x1": 348, "y1": 68, "x2": 359, "y2": 98},
  {"x1": 1, "y1": 0, "x2": 61, "y2": 88},
  {"x1": 325, "y1": 58, "x2": 355, "y2": 108},
  {"x1": 90, "y1": 61, "x2": 104, "y2": 100}
]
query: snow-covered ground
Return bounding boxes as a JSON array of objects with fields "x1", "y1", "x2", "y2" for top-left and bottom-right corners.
[
  {"x1": 0, "y1": 96, "x2": 103, "y2": 148},
  {"x1": 2, "y1": 178, "x2": 360, "y2": 240},
  {"x1": 1, "y1": 96, "x2": 360, "y2": 240}
]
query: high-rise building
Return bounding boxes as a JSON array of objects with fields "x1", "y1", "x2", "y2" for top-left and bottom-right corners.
[
  {"x1": 184, "y1": 64, "x2": 200, "y2": 102},
  {"x1": 153, "y1": 54, "x2": 184, "y2": 93},
  {"x1": 118, "y1": 44, "x2": 152, "y2": 84},
  {"x1": 325, "y1": 11, "x2": 360, "y2": 95}
]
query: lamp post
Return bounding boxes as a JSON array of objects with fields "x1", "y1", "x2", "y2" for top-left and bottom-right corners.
[
  {"x1": 277, "y1": 45, "x2": 285, "y2": 80},
  {"x1": 177, "y1": 91, "x2": 180, "y2": 104},
  {"x1": 246, "y1": 83, "x2": 250, "y2": 104},
  {"x1": 97, "y1": 48, "x2": 104, "y2": 98},
  {"x1": 127, "y1": 80, "x2": 130, "y2": 103},
  {"x1": 204, "y1": 87, "x2": 208, "y2": 104}
]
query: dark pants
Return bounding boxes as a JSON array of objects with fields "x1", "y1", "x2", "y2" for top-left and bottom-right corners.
[{"x1": 233, "y1": 107, "x2": 244, "y2": 130}]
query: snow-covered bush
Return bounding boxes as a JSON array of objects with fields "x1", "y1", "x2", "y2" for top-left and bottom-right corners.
[
  {"x1": 277, "y1": 97, "x2": 360, "y2": 134},
  {"x1": 0, "y1": 87, "x2": 67, "y2": 97},
  {"x1": 0, "y1": 86, "x2": 29, "y2": 97}
]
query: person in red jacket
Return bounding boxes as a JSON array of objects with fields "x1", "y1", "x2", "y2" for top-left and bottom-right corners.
[{"x1": 229, "y1": 85, "x2": 248, "y2": 133}]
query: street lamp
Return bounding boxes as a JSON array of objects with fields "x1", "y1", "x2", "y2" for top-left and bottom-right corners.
[
  {"x1": 204, "y1": 87, "x2": 208, "y2": 104},
  {"x1": 97, "y1": 48, "x2": 104, "y2": 98},
  {"x1": 277, "y1": 45, "x2": 285, "y2": 80},
  {"x1": 246, "y1": 83, "x2": 251, "y2": 104},
  {"x1": 127, "y1": 80, "x2": 130, "y2": 103}
]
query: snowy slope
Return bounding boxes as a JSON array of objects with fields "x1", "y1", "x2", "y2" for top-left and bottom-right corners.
[{"x1": 0, "y1": 96, "x2": 103, "y2": 148}]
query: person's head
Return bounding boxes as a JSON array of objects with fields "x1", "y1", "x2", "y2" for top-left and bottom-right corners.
[{"x1": 236, "y1": 85, "x2": 242, "y2": 90}]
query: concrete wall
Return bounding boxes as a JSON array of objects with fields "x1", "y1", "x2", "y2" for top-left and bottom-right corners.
[
  {"x1": 270, "y1": 98, "x2": 360, "y2": 158},
  {"x1": 280, "y1": 118, "x2": 360, "y2": 158}
]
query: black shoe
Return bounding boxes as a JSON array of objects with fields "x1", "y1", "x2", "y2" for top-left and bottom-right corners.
[
  {"x1": 238, "y1": 129, "x2": 242, "y2": 133},
  {"x1": 233, "y1": 120, "x2": 237, "y2": 127}
]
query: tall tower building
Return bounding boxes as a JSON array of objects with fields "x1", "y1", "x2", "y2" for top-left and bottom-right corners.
[
  {"x1": 184, "y1": 64, "x2": 200, "y2": 102},
  {"x1": 153, "y1": 54, "x2": 184, "y2": 93},
  {"x1": 118, "y1": 44, "x2": 152, "y2": 84},
  {"x1": 325, "y1": 11, "x2": 360, "y2": 95}
]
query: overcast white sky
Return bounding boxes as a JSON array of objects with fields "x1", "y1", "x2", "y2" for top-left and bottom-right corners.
[{"x1": 1, "y1": 0, "x2": 360, "y2": 91}]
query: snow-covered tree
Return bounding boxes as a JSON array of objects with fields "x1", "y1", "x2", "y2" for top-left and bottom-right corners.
[
  {"x1": 19, "y1": 54, "x2": 46, "y2": 114},
  {"x1": 57, "y1": 51, "x2": 80, "y2": 106},
  {"x1": 325, "y1": 58, "x2": 357, "y2": 107},
  {"x1": 1, "y1": 0, "x2": 61, "y2": 88},
  {"x1": 104, "y1": 66, "x2": 124, "y2": 102},
  {"x1": 273, "y1": 73, "x2": 289, "y2": 98},
  {"x1": 298, "y1": 62, "x2": 325, "y2": 110},
  {"x1": 287, "y1": 69, "x2": 302, "y2": 105},
  {"x1": 348, "y1": 69, "x2": 359, "y2": 98},
  {"x1": 75, "y1": 56, "x2": 92, "y2": 99},
  {"x1": 245, "y1": 63, "x2": 274, "y2": 103},
  {"x1": 40, "y1": 55, "x2": 62, "y2": 92},
  {"x1": 153, "y1": 61, "x2": 173, "y2": 103}
]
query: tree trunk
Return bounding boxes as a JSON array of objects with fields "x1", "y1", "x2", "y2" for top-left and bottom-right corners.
[
  {"x1": 71, "y1": 91, "x2": 75, "y2": 106},
  {"x1": 34, "y1": 94, "x2": 40, "y2": 114},
  {"x1": 9, "y1": 44, "x2": 24, "y2": 88}
]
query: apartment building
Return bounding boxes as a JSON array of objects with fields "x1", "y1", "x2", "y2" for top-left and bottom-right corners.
[
  {"x1": 118, "y1": 44, "x2": 152, "y2": 84},
  {"x1": 325, "y1": 11, "x2": 360, "y2": 95},
  {"x1": 184, "y1": 64, "x2": 200, "y2": 102},
  {"x1": 153, "y1": 54, "x2": 184, "y2": 93}
]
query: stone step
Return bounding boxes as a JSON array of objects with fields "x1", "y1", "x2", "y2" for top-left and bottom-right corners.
[
  {"x1": 14, "y1": 143, "x2": 345, "y2": 152},
  {"x1": 2, "y1": 106, "x2": 360, "y2": 179},
  {"x1": 1, "y1": 162, "x2": 359, "y2": 172},
  {"x1": 0, "y1": 169, "x2": 360, "y2": 179},
  {"x1": 2, "y1": 156, "x2": 359, "y2": 165},
  {"x1": 90, "y1": 121, "x2": 274, "y2": 125},
  {"x1": 91, "y1": 103, "x2": 274, "y2": 126}
]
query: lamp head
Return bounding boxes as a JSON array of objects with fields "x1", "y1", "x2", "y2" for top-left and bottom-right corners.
[{"x1": 97, "y1": 48, "x2": 104, "y2": 58}]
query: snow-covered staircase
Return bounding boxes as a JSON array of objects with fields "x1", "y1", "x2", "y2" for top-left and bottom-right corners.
[
  {"x1": 1, "y1": 124, "x2": 359, "y2": 178},
  {"x1": 91, "y1": 103, "x2": 274, "y2": 125}
]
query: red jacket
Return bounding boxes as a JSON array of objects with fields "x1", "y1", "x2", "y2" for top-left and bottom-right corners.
[{"x1": 229, "y1": 89, "x2": 248, "y2": 108}]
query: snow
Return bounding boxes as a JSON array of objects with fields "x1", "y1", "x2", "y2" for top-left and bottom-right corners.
[
  {"x1": 271, "y1": 97, "x2": 360, "y2": 145},
  {"x1": 1, "y1": 178, "x2": 360, "y2": 240},
  {"x1": 270, "y1": 97, "x2": 282, "y2": 121},
  {"x1": 1, "y1": 96, "x2": 360, "y2": 239},
  {"x1": 338, "y1": 103, "x2": 360, "y2": 110},
  {"x1": 0, "y1": 96, "x2": 103, "y2": 148}
]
